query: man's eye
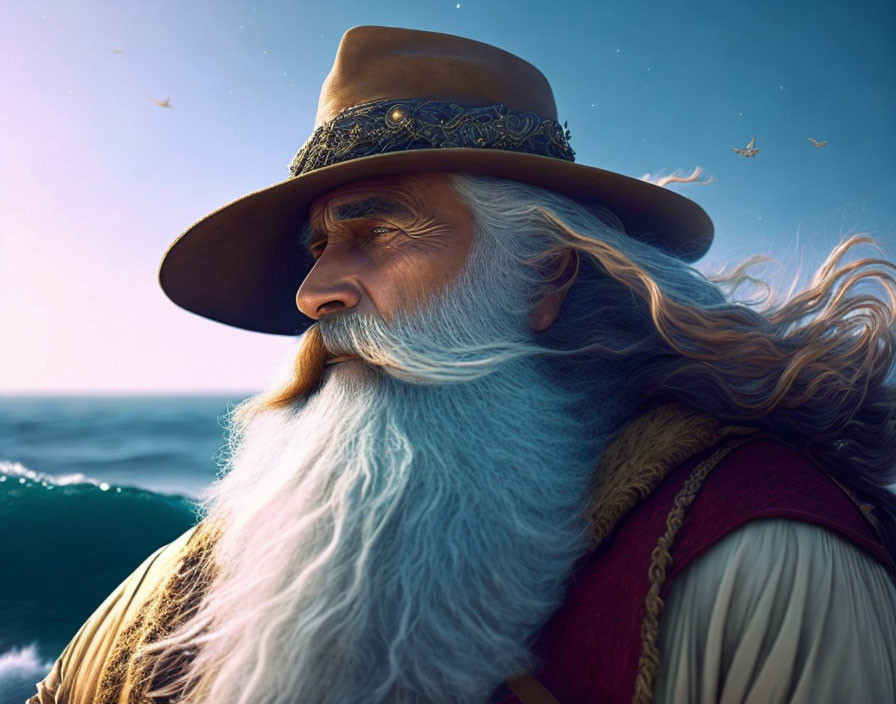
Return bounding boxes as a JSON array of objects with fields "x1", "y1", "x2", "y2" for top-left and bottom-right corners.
[{"x1": 363, "y1": 226, "x2": 399, "y2": 246}]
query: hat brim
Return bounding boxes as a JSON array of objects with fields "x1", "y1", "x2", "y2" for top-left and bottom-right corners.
[{"x1": 159, "y1": 148, "x2": 713, "y2": 335}]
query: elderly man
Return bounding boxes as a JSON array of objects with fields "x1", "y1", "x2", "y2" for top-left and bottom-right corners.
[{"x1": 31, "y1": 26, "x2": 896, "y2": 704}]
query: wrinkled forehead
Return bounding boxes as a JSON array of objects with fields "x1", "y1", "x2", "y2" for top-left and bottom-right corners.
[{"x1": 307, "y1": 172, "x2": 466, "y2": 227}]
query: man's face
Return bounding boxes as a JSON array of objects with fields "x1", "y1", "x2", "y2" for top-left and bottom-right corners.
[{"x1": 297, "y1": 172, "x2": 476, "y2": 323}]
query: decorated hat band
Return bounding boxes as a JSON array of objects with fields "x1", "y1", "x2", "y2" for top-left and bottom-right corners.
[{"x1": 289, "y1": 99, "x2": 576, "y2": 177}]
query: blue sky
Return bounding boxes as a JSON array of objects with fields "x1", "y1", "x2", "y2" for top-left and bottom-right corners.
[{"x1": 2, "y1": 0, "x2": 894, "y2": 392}]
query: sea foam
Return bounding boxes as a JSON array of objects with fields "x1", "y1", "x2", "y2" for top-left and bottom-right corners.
[
  {"x1": 0, "y1": 460, "x2": 108, "y2": 490},
  {"x1": 0, "y1": 644, "x2": 53, "y2": 704}
]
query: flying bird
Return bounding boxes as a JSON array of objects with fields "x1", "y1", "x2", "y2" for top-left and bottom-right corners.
[
  {"x1": 150, "y1": 97, "x2": 173, "y2": 109},
  {"x1": 808, "y1": 137, "x2": 828, "y2": 148},
  {"x1": 731, "y1": 136, "x2": 759, "y2": 158},
  {"x1": 109, "y1": 48, "x2": 124, "y2": 54}
]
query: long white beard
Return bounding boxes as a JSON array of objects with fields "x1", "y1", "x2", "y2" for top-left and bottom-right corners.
[{"x1": 167, "y1": 228, "x2": 632, "y2": 704}]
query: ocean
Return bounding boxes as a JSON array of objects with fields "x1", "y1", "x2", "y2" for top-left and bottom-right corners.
[{"x1": 0, "y1": 395, "x2": 245, "y2": 704}]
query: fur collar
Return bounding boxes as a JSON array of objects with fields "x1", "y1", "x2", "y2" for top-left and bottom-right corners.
[{"x1": 586, "y1": 402, "x2": 754, "y2": 545}]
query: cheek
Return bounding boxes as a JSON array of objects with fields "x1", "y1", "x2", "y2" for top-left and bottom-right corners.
[{"x1": 366, "y1": 248, "x2": 467, "y2": 315}]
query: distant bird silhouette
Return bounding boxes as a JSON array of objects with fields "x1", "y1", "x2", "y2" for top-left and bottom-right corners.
[
  {"x1": 731, "y1": 136, "x2": 760, "y2": 158},
  {"x1": 109, "y1": 48, "x2": 124, "y2": 54},
  {"x1": 808, "y1": 137, "x2": 828, "y2": 148},
  {"x1": 150, "y1": 97, "x2": 173, "y2": 109}
]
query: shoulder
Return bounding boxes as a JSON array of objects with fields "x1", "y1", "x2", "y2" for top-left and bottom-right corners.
[
  {"x1": 657, "y1": 519, "x2": 896, "y2": 703},
  {"x1": 29, "y1": 527, "x2": 199, "y2": 704},
  {"x1": 664, "y1": 436, "x2": 894, "y2": 586}
]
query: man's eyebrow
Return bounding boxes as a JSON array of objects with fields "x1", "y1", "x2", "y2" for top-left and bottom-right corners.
[
  {"x1": 302, "y1": 198, "x2": 413, "y2": 253},
  {"x1": 332, "y1": 197, "x2": 412, "y2": 221}
]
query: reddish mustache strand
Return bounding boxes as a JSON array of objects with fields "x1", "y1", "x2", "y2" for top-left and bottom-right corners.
[{"x1": 261, "y1": 325, "x2": 330, "y2": 410}]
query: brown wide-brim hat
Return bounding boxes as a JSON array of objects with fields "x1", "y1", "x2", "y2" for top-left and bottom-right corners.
[{"x1": 160, "y1": 26, "x2": 714, "y2": 335}]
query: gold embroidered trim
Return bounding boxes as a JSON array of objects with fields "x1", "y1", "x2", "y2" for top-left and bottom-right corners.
[
  {"x1": 630, "y1": 438, "x2": 752, "y2": 704},
  {"x1": 96, "y1": 523, "x2": 220, "y2": 704}
]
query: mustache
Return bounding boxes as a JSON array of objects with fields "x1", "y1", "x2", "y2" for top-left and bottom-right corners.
[
  {"x1": 254, "y1": 325, "x2": 331, "y2": 410},
  {"x1": 251, "y1": 300, "x2": 540, "y2": 413},
  {"x1": 253, "y1": 314, "x2": 392, "y2": 412},
  {"x1": 317, "y1": 312, "x2": 398, "y2": 365}
]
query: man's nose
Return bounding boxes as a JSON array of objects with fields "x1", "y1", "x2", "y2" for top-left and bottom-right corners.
[{"x1": 295, "y1": 252, "x2": 362, "y2": 319}]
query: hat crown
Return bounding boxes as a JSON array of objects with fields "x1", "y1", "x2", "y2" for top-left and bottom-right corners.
[{"x1": 316, "y1": 26, "x2": 558, "y2": 127}]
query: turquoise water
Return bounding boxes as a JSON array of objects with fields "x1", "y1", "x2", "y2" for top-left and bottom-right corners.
[{"x1": 0, "y1": 396, "x2": 244, "y2": 703}]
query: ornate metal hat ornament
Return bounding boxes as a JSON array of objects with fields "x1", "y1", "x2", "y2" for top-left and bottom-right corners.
[{"x1": 160, "y1": 26, "x2": 713, "y2": 335}]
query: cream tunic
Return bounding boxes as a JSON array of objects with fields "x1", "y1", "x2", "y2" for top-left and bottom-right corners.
[
  {"x1": 656, "y1": 519, "x2": 896, "y2": 703},
  {"x1": 29, "y1": 520, "x2": 896, "y2": 703}
]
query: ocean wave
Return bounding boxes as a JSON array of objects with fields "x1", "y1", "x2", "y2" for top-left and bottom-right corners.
[
  {"x1": 0, "y1": 459, "x2": 208, "y2": 498},
  {"x1": 0, "y1": 460, "x2": 108, "y2": 490},
  {"x1": 0, "y1": 477, "x2": 198, "y2": 671},
  {"x1": 0, "y1": 644, "x2": 52, "y2": 704}
]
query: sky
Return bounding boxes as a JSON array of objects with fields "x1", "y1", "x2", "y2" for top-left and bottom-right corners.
[{"x1": 1, "y1": 0, "x2": 894, "y2": 393}]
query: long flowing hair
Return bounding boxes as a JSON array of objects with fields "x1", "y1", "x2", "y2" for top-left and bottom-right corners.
[{"x1": 449, "y1": 174, "x2": 896, "y2": 556}]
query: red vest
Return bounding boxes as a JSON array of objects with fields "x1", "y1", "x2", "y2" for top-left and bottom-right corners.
[{"x1": 498, "y1": 438, "x2": 893, "y2": 704}]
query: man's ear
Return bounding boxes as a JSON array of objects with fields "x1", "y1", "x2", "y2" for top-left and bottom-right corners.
[{"x1": 529, "y1": 249, "x2": 580, "y2": 332}]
